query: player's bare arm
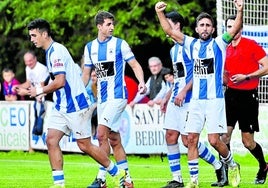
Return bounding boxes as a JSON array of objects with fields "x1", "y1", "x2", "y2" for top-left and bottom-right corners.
[
  {"x1": 128, "y1": 59, "x2": 146, "y2": 94},
  {"x1": 81, "y1": 66, "x2": 91, "y2": 86},
  {"x1": 155, "y1": 1, "x2": 184, "y2": 44},
  {"x1": 228, "y1": 0, "x2": 244, "y2": 38},
  {"x1": 29, "y1": 74, "x2": 65, "y2": 97}
]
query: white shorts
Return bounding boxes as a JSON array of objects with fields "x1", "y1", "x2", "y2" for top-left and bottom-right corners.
[
  {"x1": 163, "y1": 102, "x2": 189, "y2": 135},
  {"x1": 46, "y1": 106, "x2": 94, "y2": 139},
  {"x1": 185, "y1": 98, "x2": 227, "y2": 134},
  {"x1": 97, "y1": 99, "x2": 127, "y2": 132}
]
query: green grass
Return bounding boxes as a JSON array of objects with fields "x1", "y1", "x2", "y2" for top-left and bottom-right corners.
[{"x1": 0, "y1": 150, "x2": 267, "y2": 188}]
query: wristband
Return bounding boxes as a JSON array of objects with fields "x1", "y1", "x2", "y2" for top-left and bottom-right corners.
[
  {"x1": 245, "y1": 75, "x2": 250, "y2": 80},
  {"x1": 36, "y1": 87, "x2": 44, "y2": 96}
]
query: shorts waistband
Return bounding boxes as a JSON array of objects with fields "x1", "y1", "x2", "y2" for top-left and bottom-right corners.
[{"x1": 226, "y1": 87, "x2": 257, "y2": 93}]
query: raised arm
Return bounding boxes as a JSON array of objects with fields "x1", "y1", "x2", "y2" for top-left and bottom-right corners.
[
  {"x1": 155, "y1": 1, "x2": 184, "y2": 44},
  {"x1": 227, "y1": 0, "x2": 244, "y2": 38}
]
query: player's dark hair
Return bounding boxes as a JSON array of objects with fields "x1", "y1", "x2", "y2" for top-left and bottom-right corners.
[
  {"x1": 95, "y1": 11, "x2": 115, "y2": 26},
  {"x1": 225, "y1": 15, "x2": 236, "y2": 27},
  {"x1": 165, "y1": 11, "x2": 185, "y2": 30},
  {"x1": 27, "y1": 18, "x2": 51, "y2": 36},
  {"x1": 196, "y1": 12, "x2": 214, "y2": 26}
]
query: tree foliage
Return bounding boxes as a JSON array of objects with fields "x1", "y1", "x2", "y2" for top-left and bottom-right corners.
[{"x1": 0, "y1": 0, "x2": 216, "y2": 81}]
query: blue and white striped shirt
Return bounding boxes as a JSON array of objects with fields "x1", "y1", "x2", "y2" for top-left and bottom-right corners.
[
  {"x1": 184, "y1": 35, "x2": 228, "y2": 100},
  {"x1": 46, "y1": 42, "x2": 90, "y2": 113},
  {"x1": 84, "y1": 36, "x2": 135, "y2": 103},
  {"x1": 170, "y1": 42, "x2": 193, "y2": 104}
]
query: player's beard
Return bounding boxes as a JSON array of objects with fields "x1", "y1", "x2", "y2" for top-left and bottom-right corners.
[{"x1": 199, "y1": 32, "x2": 212, "y2": 41}]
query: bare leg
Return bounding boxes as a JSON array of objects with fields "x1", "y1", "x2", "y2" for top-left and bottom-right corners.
[
  {"x1": 46, "y1": 128, "x2": 65, "y2": 186},
  {"x1": 76, "y1": 138, "x2": 111, "y2": 168},
  {"x1": 109, "y1": 132, "x2": 126, "y2": 162},
  {"x1": 46, "y1": 129, "x2": 65, "y2": 170},
  {"x1": 97, "y1": 124, "x2": 111, "y2": 155}
]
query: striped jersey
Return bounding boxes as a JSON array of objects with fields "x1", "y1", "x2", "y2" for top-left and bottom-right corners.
[
  {"x1": 84, "y1": 36, "x2": 135, "y2": 103},
  {"x1": 170, "y1": 42, "x2": 194, "y2": 104},
  {"x1": 46, "y1": 42, "x2": 90, "y2": 113},
  {"x1": 184, "y1": 35, "x2": 229, "y2": 99}
]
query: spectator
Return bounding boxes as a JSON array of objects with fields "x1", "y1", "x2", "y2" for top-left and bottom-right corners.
[
  {"x1": 129, "y1": 56, "x2": 169, "y2": 107},
  {"x1": 162, "y1": 67, "x2": 174, "y2": 91},
  {"x1": 2, "y1": 67, "x2": 22, "y2": 101},
  {"x1": 16, "y1": 51, "x2": 49, "y2": 101},
  {"x1": 16, "y1": 51, "x2": 49, "y2": 136}
]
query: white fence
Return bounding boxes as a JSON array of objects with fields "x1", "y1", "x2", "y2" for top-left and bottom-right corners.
[
  {"x1": 1, "y1": 101, "x2": 268, "y2": 155},
  {"x1": 258, "y1": 76, "x2": 268, "y2": 103}
]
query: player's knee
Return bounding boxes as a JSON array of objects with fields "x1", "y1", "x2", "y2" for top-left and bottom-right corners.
[
  {"x1": 242, "y1": 139, "x2": 255, "y2": 150},
  {"x1": 76, "y1": 140, "x2": 89, "y2": 152},
  {"x1": 46, "y1": 136, "x2": 57, "y2": 148},
  {"x1": 110, "y1": 140, "x2": 121, "y2": 148},
  {"x1": 165, "y1": 133, "x2": 178, "y2": 144},
  {"x1": 109, "y1": 135, "x2": 121, "y2": 148},
  {"x1": 208, "y1": 137, "x2": 218, "y2": 147},
  {"x1": 187, "y1": 134, "x2": 198, "y2": 146}
]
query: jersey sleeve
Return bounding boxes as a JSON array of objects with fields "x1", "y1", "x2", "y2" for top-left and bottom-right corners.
[
  {"x1": 83, "y1": 44, "x2": 92, "y2": 68},
  {"x1": 121, "y1": 40, "x2": 135, "y2": 62},
  {"x1": 49, "y1": 46, "x2": 66, "y2": 76}
]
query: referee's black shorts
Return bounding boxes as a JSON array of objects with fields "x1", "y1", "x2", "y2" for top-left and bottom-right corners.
[{"x1": 225, "y1": 87, "x2": 259, "y2": 133}]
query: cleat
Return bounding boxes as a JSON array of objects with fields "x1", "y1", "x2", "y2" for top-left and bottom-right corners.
[
  {"x1": 185, "y1": 181, "x2": 199, "y2": 188},
  {"x1": 211, "y1": 161, "x2": 228, "y2": 187},
  {"x1": 113, "y1": 169, "x2": 126, "y2": 188},
  {"x1": 123, "y1": 173, "x2": 134, "y2": 188},
  {"x1": 49, "y1": 184, "x2": 65, "y2": 188},
  {"x1": 161, "y1": 180, "x2": 184, "y2": 188},
  {"x1": 254, "y1": 163, "x2": 268, "y2": 184},
  {"x1": 87, "y1": 178, "x2": 106, "y2": 188},
  {"x1": 124, "y1": 180, "x2": 134, "y2": 188},
  {"x1": 229, "y1": 162, "x2": 241, "y2": 187}
]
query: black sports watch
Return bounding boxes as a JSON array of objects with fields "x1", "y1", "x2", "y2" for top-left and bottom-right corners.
[{"x1": 245, "y1": 75, "x2": 250, "y2": 80}]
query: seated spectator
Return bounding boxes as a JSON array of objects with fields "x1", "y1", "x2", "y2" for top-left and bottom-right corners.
[
  {"x1": 2, "y1": 67, "x2": 22, "y2": 101},
  {"x1": 129, "y1": 56, "x2": 169, "y2": 107}
]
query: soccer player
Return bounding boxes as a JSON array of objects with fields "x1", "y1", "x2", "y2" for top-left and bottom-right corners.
[
  {"x1": 155, "y1": 0, "x2": 244, "y2": 187},
  {"x1": 223, "y1": 15, "x2": 268, "y2": 184},
  {"x1": 27, "y1": 18, "x2": 123, "y2": 188},
  {"x1": 82, "y1": 11, "x2": 146, "y2": 188},
  {"x1": 159, "y1": 11, "x2": 227, "y2": 188}
]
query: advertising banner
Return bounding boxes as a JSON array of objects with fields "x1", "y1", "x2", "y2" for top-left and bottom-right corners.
[{"x1": 0, "y1": 101, "x2": 30, "y2": 151}]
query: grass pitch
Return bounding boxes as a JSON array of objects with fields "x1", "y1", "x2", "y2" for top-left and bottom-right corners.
[{"x1": 0, "y1": 150, "x2": 267, "y2": 187}]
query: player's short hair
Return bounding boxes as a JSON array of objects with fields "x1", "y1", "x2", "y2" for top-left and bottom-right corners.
[
  {"x1": 225, "y1": 15, "x2": 236, "y2": 27},
  {"x1": 95, "y1": 11, "x2": 115, "y2": 26},
  {"x1": 196, "y1": 12, "x2": 214, "y2": 26},
  {"x1": 165, "y1": 11, "x2": 185, "y2": 30},
  {"x1": 27, "y1": 18, "x2": 51, "y2": 36}
]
